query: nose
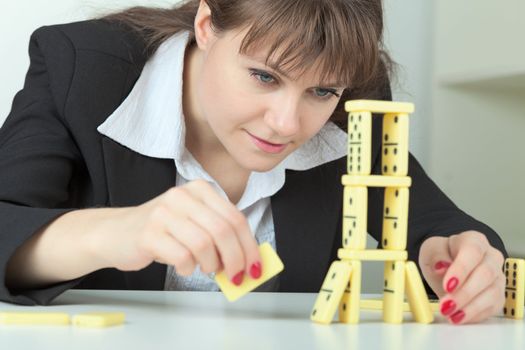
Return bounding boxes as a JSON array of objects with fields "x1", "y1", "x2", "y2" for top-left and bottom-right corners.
[{"x1": 264, "y1": 95, "x2": 301, "y2": 138}]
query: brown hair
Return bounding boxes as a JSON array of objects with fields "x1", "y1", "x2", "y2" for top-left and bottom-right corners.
[{"x1": 103, "y1": 0, "x2": 394, "y2": 131}]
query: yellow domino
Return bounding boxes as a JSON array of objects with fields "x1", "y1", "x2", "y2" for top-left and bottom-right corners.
[
  {"x1": 503, "y1": 258, "x2": 525, "y2": 319},
  {"x1": 0, "y1": 312, "x2": 70, "y2": 325},
  {"x1": 360, "y1": 299, "x2": 439, "y2": 313},
  {"x1": 338, "y1": 249, "x2": 407, "y2": 261},
  {"x1": 405, "y1": 261, "x2": 434, "y2": 323},
  {"x1": 215, "y1": 242, "x2": 284, "y2": 302},
  {"x1": 72, "y1": 312, "x2": 125, "y2": 327},
  {"x1": 382, "y1": 187, "x2": 409, "y2": 250},
  {"x1": 345, "y1": 100, "x2": 415, "y2": 114},
  {"x1": 339, "y1": 260, "x2": 362, "y2": 324},
  {"x1": 383, "y1": 261, "x2": 406, "y2": 324},
  {"x1": 382, "y1": 113, "x2": 409, "y2": 176},
  {"x1": 347, "y1": 111, "x2": 372, "y2": 175},
  {"x1": 311, "y1": 261, "x2": 352, "y2": 324},
  {"x1": 342, "y1": 175, "x2": 411, "y2": 188},
  {"x1": 342, "y1": 186, "x2": 367, "y2": 249}
]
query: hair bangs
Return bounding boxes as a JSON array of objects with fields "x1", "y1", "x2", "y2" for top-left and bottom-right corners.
[{"x1": 237, "y1": 0, "x2": 381, "y2": 90}]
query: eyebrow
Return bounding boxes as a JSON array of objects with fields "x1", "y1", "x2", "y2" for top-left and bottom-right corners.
[{"x1": 242, "y1": 54, "x2": 345, "y2": 89}]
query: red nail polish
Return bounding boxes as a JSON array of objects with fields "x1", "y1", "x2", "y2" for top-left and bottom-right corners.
[
  {"x1": 446, "y1": 277, "x2": 459, "y2": 293},
  {"x1": 450, "y1": 310, "x2": 465, "y2": 324},
  {"x1": 250, "y1": 262, "x2": 262, "y2": 279},
  {"x1": 434, "y1": 261, "x2": 451, "y2": 270},
  {"x1": 232, "y1": 271, "x2": 244, "y2": 286},
  {"x1": 440, "y1": 299, "x2": 457, "y2": 316}
]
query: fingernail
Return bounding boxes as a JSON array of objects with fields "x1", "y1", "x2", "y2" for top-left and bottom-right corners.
[
  {"x1": 250, "y1": 261, "x2": 262, "y2": 279},
  {"x1": 434, "y1": 261, "x2": 451, "y2": 271},
  {"x1": 450, "y1": 310, "x2": 465, "y2": 324},
  {"x1": 440, "y1": 299, "x2": 457, "y2": 316},
  {"x1": 446, "y1": 277, "x2": 459, "y2": 293},
  {"x1": 232, "y1": 271, "x2": 244, "y2": 286}
]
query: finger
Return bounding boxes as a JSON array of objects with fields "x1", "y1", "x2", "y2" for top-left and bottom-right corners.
[
  {"x1": 418, "y1": 236, "x2": 453, "y2": 298},
  {"x1": 440, "y1": 253, "x2": 503, "y2": 318},
  {"x1": 143, "y1": 221, "x2": 197, "y2": 276},
  {"x1": 446, "y1": 274, "x2": 505, "y2": 325},
  {"x1": 153, "y1": 203, "x2": 222, "y2": 276},
  {"x1": 443, "y1": 233, "x2": 488, "y2": 295},
  {"x1": 187, "y1": 180, "x2": 262, "y2": 278},
  {"x1": 165, "y1": 186, "x2": 247, "y2": 282}
]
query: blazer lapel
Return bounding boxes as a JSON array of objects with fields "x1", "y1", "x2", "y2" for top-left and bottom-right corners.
[
  {"x1": 272, "y1": 161, "x2": 344, "y2": 292},
  {"x1": 101, "y1": 136, "x2": 175, "y2": 290}
]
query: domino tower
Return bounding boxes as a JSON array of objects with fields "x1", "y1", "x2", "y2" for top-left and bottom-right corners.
[{"x1": 310, "y1": 100, "x2": 434, "y2": 324}]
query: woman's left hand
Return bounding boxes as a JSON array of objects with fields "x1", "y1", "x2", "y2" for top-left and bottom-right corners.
[{"x1": 418, "y1": 230, "x2": 506, "y2": 325}]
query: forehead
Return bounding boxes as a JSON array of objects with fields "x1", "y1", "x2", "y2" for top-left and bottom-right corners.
[{"x1": 221, "y1": 28, "x2": 345, "y2": 88}]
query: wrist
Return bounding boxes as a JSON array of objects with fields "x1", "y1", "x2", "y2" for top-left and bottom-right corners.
[{"x1": 83, "y1": 207, "x2": 129, "y2": 271}]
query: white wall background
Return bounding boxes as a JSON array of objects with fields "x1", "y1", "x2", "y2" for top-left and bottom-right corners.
[
  {"x1": 430, "y1": 0, "x2": 525, "y2": 258},
  {"x1": 0, "y1": 1, "x2": 436, "y2": 292},
  {"x1": 0, "y1": 0, "x2": 177, "y2": 123}
]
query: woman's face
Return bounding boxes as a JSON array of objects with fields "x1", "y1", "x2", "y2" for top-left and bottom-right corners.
[{"x1": 187, "y1": 5, "x2": 345, "y2": 173}]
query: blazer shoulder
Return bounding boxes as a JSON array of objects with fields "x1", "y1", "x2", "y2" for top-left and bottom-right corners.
[
  {"x1": 23, "y1": 20, "x2": 148, "y2": 128},
  {"x1": 32, "y1": 19, "x2": 149, "y2": 65}
]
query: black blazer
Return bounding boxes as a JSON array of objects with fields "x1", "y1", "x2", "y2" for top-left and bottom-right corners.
[{"x1": 0, "y1": 20, "x2": 507, "y2": 306}]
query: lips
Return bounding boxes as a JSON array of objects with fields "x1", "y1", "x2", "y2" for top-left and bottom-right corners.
[
  {"x1": 247, "y1": 131, "x2": 288, "y2": 154},
  {"x1": 250, "y1": 134, "x2": 285, "y2": 146}
]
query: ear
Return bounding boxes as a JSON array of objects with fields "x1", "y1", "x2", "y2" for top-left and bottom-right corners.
[{"x1": 194, "y1": 0, "x2": 216, "y2": 50}]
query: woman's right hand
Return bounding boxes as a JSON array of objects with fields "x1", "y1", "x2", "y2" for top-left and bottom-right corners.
[{"x1": 96, "y1": 179, "x2": 262, "y2": 285}]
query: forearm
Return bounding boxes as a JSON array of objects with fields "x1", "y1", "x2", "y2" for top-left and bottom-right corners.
[{"x1": 5, "y1": 207, "x2": 123, "y2": 290}]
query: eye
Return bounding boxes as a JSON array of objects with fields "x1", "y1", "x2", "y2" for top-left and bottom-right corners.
[
  {"x1": 249, "y1": 70, "x2": 276, "y2": 84},
  {"x1": 314, "y1": 88, "x2": 340, "y2": 100},
  {"x1": 248, "y1": 69, "x2": 341, "y2": 100}
]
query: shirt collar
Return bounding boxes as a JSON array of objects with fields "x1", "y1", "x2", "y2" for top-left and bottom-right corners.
[{"x1": 97, "y1": 30, "x2": 347, "y2": 172}]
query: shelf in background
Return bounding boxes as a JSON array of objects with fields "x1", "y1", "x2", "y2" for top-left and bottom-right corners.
[{"x1": 438, "y1": 67, "x2": 525, "y2": 90}]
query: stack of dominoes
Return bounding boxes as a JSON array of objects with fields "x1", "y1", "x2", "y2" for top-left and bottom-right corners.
[{"x1": 310, "y1": 100, "x2": 434, "y2": 325}]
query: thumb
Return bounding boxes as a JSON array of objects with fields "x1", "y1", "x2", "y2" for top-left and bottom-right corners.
[{"x1": 418, "y1": 236, "x2": 453, "y2": 298}]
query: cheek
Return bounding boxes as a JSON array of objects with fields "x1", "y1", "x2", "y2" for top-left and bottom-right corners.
[
  {"x1": 300, "y1": 107, "x2": 336, "y2": 140},
  {"x1": 198, "y1": 64, "x2": 258, "y2": 130}
]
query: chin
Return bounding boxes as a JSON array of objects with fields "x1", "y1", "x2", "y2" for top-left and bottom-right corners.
[{"x1": 238, "y1": 156, "x2": 284, "y2": 173}]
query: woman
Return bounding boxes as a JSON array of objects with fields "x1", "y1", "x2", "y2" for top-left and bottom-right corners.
[{"x1": 0, "y1": 0, "x2": 507, "y2": 325}]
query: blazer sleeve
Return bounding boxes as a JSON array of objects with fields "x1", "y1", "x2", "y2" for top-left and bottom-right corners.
[
  {"x1": 0, "y1": 26, "x2": 88, "y2": 305},
  {"x1": 399, "y1": 154, "x2": 507, "y2": 263}
]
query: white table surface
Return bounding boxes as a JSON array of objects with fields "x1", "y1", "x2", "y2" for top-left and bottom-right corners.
[{"x1": 0, "y1": 290, "x2": 523, "y2": 350}]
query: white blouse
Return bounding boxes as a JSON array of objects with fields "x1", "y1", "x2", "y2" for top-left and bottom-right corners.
[{"x1": 97, "y1": 30, "x2": 348, "y2": 291}]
